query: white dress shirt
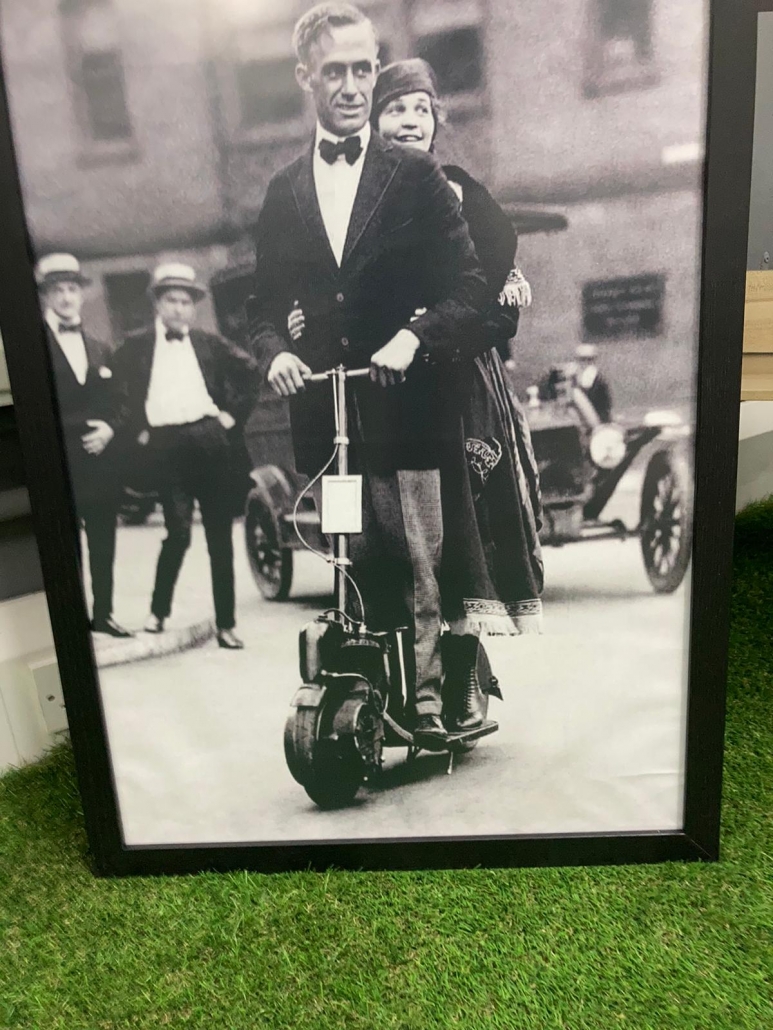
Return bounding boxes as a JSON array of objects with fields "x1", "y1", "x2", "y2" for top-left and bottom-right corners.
[
  {"x1": 46, "y1": 310, "x2": 88, "y2": 386},
  {"x1": 145, "y1": 318, "x2": 220, "y2": 428},
  {"x1": 313, "y1": 122, "x2": 371, "y2": 266}
]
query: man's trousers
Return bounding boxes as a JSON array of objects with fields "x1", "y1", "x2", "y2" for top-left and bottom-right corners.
[
  {"x1": 347, "y1": 466, "x2": 444, "y2": 717},
  {"x1": 148, "y1": 417, "x2": 236, "y2": 631}
]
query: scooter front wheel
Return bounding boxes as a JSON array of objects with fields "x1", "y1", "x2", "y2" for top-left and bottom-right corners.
[{"x1": 284, "y1": 698, "x2": 368, "y2": 810}]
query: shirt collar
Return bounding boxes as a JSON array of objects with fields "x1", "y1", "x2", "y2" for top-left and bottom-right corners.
[
  {"x1": 314, "y1": 120, "x2": 371, "y2": 158},
  {"x1": 46, "y1": 310, "x2": 82, "y2": 336},
  {"x1": 156, "y1": 316, "x2": 190, "y2": 341}
]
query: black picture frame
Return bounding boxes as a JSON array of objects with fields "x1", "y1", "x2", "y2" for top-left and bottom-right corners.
[{"x1": 0, "y1": 0, "x2": 755, "y2": 877}]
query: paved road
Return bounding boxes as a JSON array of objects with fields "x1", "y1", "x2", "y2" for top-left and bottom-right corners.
[{"x1": 97, "y1": 467, "x2": 690, "y2": 847}]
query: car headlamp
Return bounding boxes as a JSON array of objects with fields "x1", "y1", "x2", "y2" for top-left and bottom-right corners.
[{"x1": 589, "y1": 423, "x2": 626, "y2": 469}]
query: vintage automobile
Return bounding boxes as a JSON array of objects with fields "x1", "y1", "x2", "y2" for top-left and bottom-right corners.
[{"x1": 526, "y1": 362, "x2": 693, "y2": 593}]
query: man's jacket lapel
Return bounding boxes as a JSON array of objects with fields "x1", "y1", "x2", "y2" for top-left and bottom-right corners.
[
  {"x1": 45, "y1": 324, "x2": 79, "y2": 389},
  {"x1": 82, "y1": 332, "x2": 104, "y2": 379},
  {"x1": 341, "y1": 134, "x2": 401, "y2": 268},
  {"x1": 288, "y1": 143, "x2": 339, "y2": 279}
]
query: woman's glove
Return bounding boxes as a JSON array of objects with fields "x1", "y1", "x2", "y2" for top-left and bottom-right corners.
[
  {"x1": 287, "y1": 301, "x2": 305, "y2": 342},
  {"x1": 499, "y1": 267, "x2": 532, "y2": 309}
]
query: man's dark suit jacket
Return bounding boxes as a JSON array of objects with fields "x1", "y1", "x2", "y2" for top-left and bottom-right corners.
[
  {"x1": 583, "y1": 372, "x2": 613, "y2": 424},
  {"x1": 246, "y1": 132, "x2": 489, "y2": 476},
  {"x1": 111, "y1": 327, "x2": 259, "y2": 493},
  {"x1": 46, "y1": 324, "x2": 125, "y2": 508},
  {"x1": 112, "y1": 327, "x2": 259, "y2": 439}
]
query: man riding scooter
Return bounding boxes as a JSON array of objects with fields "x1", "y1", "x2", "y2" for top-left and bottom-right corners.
[{"x1": 247, "y1": 3, "x2": 491, "y2": 750}]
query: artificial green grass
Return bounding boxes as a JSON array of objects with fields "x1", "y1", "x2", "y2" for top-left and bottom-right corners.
[{"x1": 1, "y1": 509, "x2": 772, "y2": 1030}]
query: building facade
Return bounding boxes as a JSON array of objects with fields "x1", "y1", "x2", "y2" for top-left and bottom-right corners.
[{"x1": 1, "y1": 0, "x2": 706, "y2": 412}]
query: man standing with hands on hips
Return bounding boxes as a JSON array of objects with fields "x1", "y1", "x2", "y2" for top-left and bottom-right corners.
[
  {"x1": 247, "y1": 3, "x2": 489, "y2": 748},
  {"x1": 36, "y1": 252, "x2": 131, "y2": 639},
  {"x1": 113, "y1": 263, "x2": 258, "y2": 650}
]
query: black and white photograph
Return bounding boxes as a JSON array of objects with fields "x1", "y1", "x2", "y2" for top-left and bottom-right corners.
[{"x1": 0, "y1": 0, "x2": 708, "y2": 851}]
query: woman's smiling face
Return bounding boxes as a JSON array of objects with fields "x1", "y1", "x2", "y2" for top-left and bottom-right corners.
[{"x1": 377, "y1": 90, "x2": 435, "y2": 152}]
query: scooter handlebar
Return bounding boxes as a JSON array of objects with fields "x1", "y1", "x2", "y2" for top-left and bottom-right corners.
[{"x1": 305, "y1": 367, "x2": 370, "y2": 383}]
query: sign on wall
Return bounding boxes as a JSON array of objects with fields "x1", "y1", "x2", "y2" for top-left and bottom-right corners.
[{"x1": 583, "y1": 274, "x2": 665, "y2": 339}]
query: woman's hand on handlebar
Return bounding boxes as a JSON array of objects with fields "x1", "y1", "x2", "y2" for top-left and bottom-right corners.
[
  {"x1": 267, "y1": 352, "x2": 312, "y2": 397},
  {"x1": 370, "y1": 328, "x2": 421, "y2": 387}
]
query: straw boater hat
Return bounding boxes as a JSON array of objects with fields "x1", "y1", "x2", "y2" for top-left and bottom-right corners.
[
  {"x1": 150, "y1": 262, "x2": 207, "y2": 301},
  {"x1": 576, "y1": 343, "x2": 599, "y2": 360},
  {"x1": 34, "y1": 253, "x2": 91, "y2": 289}
]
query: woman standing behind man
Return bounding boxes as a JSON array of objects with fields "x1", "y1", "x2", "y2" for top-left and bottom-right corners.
[{"x1": 289, "y1": 58, "x2": 544, "y2": 732}]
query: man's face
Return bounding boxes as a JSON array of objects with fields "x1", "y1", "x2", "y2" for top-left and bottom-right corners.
[
  {"x1": 44, "y1": 280, "x2": 83, "y2": 324},
  {"x1": 296, "y1": 22, "x2": 379, "y2": 136},
  {"x1": 155, "y1": 288, "x2": 195, "y2": 333}
]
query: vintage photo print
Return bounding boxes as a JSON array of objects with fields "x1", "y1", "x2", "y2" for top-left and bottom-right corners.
[{"x1": 0, "y1": 0, "x2": 706, "y2": 847}]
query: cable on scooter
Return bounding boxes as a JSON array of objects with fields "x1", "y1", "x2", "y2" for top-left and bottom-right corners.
[{"x1": 290, "y1": 372, "x2": 366, "y2": 622}]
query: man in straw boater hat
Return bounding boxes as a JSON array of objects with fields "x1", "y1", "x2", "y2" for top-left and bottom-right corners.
[
  {"x1": 112, "y1": 262, "x2": 258, "y2": 649},
  {"x1": 35, "y1": 252, "x2": 132, "y2": 638},
  {"x1": 575, "y1": 343, "x2": 613, "y2": 424},
  {"x1": 246, "y1": 3, "x2": 489, "y2": 749}
]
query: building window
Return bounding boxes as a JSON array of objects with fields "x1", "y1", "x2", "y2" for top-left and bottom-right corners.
[
  {"x1": 61, "y1": 0, "x2": 134, "y2": 149},
  {"x1": 584, "y1": 0, "x2": 659, "y2": 98},
  {"x1": 103, "y1": 271, "x2": 153, "y2": 341},
  {"x1": 416, "y1": 26, "x2": 483, "y2": 95},
  {"x1": 236, "y1": 56, "x2": 303, "y2": 128},
  {"x1": 80, "y1": 49, "x2": 132, "y2": 141}
]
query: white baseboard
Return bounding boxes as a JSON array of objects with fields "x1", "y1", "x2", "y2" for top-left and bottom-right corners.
[
  {"x1": 0, "y1": 591, "x2": 66, "y2": 773},
  {"x1": 737, "y1": 402, "x2": 773, "y2": 510}
]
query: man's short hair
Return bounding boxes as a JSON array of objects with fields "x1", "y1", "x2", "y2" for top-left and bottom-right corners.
[{"x1": 292, "y1": 3, "x2": 377, "y2": 65}]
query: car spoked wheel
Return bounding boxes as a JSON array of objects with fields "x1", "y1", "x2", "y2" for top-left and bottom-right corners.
[
  {"x1": 244, "y1": 490, "x2": 293, "y2": 601},
  {"x1": 640, "y1": 450, "x2": 693, "y2": 594}
]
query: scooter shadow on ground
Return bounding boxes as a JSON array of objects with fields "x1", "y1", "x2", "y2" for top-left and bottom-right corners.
[{"x1": 295, "y1": 749, "x2": 490, "y2": 815}]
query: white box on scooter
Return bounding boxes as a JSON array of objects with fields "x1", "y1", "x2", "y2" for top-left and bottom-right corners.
[{"x1": 321, "y1": 475, "x2": 363, "y2": 534}]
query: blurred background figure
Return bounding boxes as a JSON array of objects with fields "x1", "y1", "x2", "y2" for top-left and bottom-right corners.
[
  {"x1": 574, "y1": 343, "x2": 612, "y2": 423},
  {"x1": 112, "y1": 263, "x2": 258, "y2": 649},
  {"x1": 36, "y1": 252, "x2": 131, "y2": 638}
]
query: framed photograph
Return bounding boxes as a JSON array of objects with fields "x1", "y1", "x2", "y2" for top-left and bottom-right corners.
[{"x1": 0, "y1": 0, "x2": 751, "y2": 876}]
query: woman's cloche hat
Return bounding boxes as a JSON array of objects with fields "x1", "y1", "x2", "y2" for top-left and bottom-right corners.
[
  {"x1": 34, "y1": 253, "x2": 91, "y2": 289},
  {"x1": 150, "y1": 262, "x2": 207, "y2": 301},
  {"x1": 371, "y1": 58, "x2": 440, "y2": 125}
]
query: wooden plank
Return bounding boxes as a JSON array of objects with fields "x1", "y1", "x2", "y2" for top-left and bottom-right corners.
[
  {"x1": 741, "y1": 352, "x2": 773, "y2": 400},
  {"x1": 743, "y1": 271, "x2": 773, "y2": 354}
]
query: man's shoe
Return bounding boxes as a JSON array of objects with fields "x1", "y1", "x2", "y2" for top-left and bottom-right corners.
[
  {"x1": 143, "y1": 615, "x2": 165, "y2": 634},
  {"x1": 413, "y1": 713, "x2": 448, "y2": 750},
  {"x1": 217, "y1": 629, "x2": 244, "y2": 650},
  {"x1": 91, "y1": 616, "x2": 133, "y2": 638}
]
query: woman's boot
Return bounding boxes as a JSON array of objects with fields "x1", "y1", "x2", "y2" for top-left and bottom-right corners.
[{"x1": 445, "y1": 634, "x2": 485, "y2": 732}]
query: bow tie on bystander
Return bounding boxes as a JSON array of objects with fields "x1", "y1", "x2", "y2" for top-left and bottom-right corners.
[
  {"x1": 319, "y1": 135, "x2": 363, "y2": 166},
  {"x1": 58, "y1": 322, "x2": 82, "y2": 334},
  {"x1": 166, "y1": 329, "x2": 185, "y2": 342}
]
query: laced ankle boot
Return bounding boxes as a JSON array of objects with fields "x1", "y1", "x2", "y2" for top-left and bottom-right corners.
[{"x1": 450, "y1": 635, "x2": 485, "y2": 732}]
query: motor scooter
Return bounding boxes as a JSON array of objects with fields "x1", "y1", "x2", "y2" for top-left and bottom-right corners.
[{"x1": 283, "y1": 365, "x2": 500, "y2": 810}]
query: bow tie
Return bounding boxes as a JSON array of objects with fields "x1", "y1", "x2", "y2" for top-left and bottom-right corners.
[
  {"x1": 319, "y1": 135, "x2": 363, "y2": 166},
  {"x1": 58, "y1": 322, "x2": 82, "y2": 334},
  {"x1": 165, "y1": 329, "x2": 185, "y2": 342}
]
